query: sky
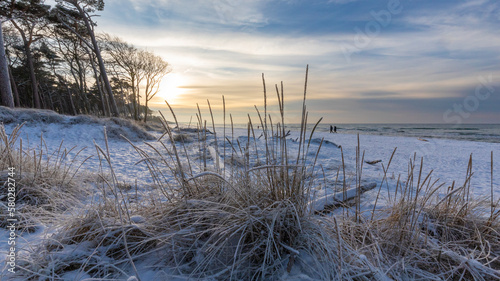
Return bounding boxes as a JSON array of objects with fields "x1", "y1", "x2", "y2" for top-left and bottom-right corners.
[{"x1": 89, "y1": 0, "x2": 499, "y2": 124}]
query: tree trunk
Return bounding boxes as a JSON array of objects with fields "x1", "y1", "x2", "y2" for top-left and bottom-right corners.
[
  {"x1": 25, "y1": 42, "x2": 41, "y2": 108},
  {"x1": 71, "y1": 54, "x2": 89, "y2": 114},
  {"x1": 45, "y1": 88, "x2": 54, "y2": 110},
  {"x1": 75, "y1": 3, "x2": 119, "y2": 117},
  {"x1": 142, "y1": 82, "x2": 149, "y2": 123},
  {"x1": 65, "y1": 83, "x2": 77, "y2": 115},
  {"x1": 132, "y1": 91, "x2": 137, "y2": 120},
  {"x1": 136, "y1": 79, "x2": 141, "y2": 120},
  {"x1": 100, "y1": 75, "x2": 111, "y2": 116},
  {"x1": 109, "y1": 64, "x2": 127, "y2": 115},
  {"x1": 131, "y1": 75, "x2": 138, "y2": 120},
  {"x1": 8, "y1": 66, "x2": 20, "y2": 107},
  {"x1": 0, "y1": 23, "x2": 15, "y2": 108},
  {"x1": 11, "y1": 19, "x2": 42, "y2": 109},
  {"x1": 87, "y1": 50, "x2": 109, "y2": 116}
]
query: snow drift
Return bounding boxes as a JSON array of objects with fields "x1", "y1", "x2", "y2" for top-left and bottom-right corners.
[{"x1": 0, "y1": 106, "x2": 155, "y2": 142}]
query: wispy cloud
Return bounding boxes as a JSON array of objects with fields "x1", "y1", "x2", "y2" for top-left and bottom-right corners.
[
  {"x1": 91, "y1": 0, "x2": 500, "y2": 123},
  {"x1": 327, "y1": 0, "x2": 359, "y2": 4},
  {"x1": 106, "y1": 0, "x2": 269, "y2": 28}
]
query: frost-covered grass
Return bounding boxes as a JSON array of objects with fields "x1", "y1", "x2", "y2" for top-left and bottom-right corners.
[
  {"x1": 0, "y1": 106, "x2": 156, "y2": 142},
  {"x1": 0, "y1": 123, "x2": 89, "y2": 233},
  {"x1": 2, "y1": 71, "x2": 500, "y2": 280}
]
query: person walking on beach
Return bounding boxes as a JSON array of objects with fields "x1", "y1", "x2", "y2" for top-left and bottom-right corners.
[
  {"x1": 330, "y1": 125, "x2": 333, "y2": 133},
  {"x1": 334, "y1": 126, "x2": 337, "y2": 133}
]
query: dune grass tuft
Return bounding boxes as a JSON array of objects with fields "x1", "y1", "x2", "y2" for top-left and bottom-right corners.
[
  {"x1": 0, "y1": 123, "x2": 90, "y2": 233},
  {"x1": 9, "y1": 67, "x2": 500, "y2": 280}
]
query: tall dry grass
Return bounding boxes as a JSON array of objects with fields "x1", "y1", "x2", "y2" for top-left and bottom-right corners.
[
  {"x1": 0, "y1": 123, "x2": 90, "y2": 232},
  {"x1": 8, "y1": 67, "x2": 500, "y2": 280}
]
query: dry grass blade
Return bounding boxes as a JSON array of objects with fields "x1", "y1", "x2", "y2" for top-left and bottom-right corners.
[{"x1": 10, "y1": 67, "x2": 500, "y2": 281}]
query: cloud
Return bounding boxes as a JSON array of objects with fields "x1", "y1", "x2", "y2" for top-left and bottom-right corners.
[
  {"x1": 358, "y1": 91, "x2": 400, "y2": 98},
  {"x1": 92, "y1": 0, "x2": 500, "y2": 123},
  {"x1": 327, "y1": 0, "x2": 359, "y2": 4},
  {"x1": 104, "y1": 0, "x2": 269, "y2": 28}
]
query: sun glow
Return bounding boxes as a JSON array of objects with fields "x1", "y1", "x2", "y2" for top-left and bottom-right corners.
[{"x1": 157, "y1": 73, "x2": 186, "y2": 105}]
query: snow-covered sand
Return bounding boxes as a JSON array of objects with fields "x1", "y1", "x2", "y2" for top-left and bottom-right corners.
[
  {"x1": 308, "y1": 130, "x2": 499, "y2": 214},
  {"x1": 1, "y1": 110, "x2": 499, "y2": 280},
  {"x1": 9, "y1": 122, "x2": 498, "y2": 198}
]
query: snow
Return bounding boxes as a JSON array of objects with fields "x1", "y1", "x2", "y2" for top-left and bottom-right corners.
[
  {"x1": 130, "y1": 215, "x2": 145, "y2": 224},
  {"x1": 1, "y1": 108, "x2": 499, "y2": 280},
  {"x1": 322, "y1": 132, "x2": 499, "y2": 204},
  {"x1": 309, "y1": 183, "x2": 377, "y2": 212},
  {"x1": 60, "y1": 271, "x2": 92, "y2": 281}
]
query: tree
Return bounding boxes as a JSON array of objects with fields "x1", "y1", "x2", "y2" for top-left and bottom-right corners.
[
  {"x1": 0, "y1": 19, "x2": 15, "y2": 108},
  {"x1": 2, "y1": 23, "x2": 23, "y2": 107},
  {"x1": 2, "y1": 0, "x2": 50, "y2": 109},
  {"x1": 54, "y1": 0, "x2": 119, "y2": 116},
  {"x1": 102, "y1": 35, "x2": 171, "y2": 122},
  {"x1": 141, "y1": 51, "x2": 170, "y2": 122},
  {"x1": 49, "y1": 22, "x2": 89, "y2": 114},
  {"x1": 2, "y1": 0, "x2": 172, "y2": 118},
  {"x1": 101, "y1": 34, "x2": 144, "y2": 120}
]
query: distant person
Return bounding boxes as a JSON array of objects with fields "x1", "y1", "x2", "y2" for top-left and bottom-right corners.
[
  {"x1": 334, "y1": 126, "x2": 337, "y2": 133},
  {"x1": 330, "y1": 125, "x2": 334, "y2": 133}
]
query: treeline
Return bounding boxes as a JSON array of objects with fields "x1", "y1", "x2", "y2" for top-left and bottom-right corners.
[{"x1": 0, "y1": 0, "x2": 171, "y2": 122}]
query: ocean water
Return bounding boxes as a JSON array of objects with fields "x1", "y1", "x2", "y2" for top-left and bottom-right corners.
[
  {"x1": 311, "y1": 123, "x2": 500, "y2": 143},
  {"x1": 198, "y1": 123, "x2": 500, "y2": 143}
]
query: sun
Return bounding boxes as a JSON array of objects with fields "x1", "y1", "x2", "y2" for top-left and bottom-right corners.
[{"x1": 157, "y1": 73, "x2": 186, "y2": 104}]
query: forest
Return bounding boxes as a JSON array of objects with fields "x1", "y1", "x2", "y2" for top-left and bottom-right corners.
[{"x1": 0, "y1": 0, "x2": 171, "y2": 122}]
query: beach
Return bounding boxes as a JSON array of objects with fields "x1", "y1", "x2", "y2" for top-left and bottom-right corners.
[
  {"x1": 5, "y1": 120, "x2": 499, "y2": 206},
  {"x1": 1, "y1": 113, "x2": 500, "y2": 280}
]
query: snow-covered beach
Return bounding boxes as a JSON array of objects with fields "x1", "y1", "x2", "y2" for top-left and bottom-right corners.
[
  {"x1": 1, "y1": 108, "x2": 500, "y2": 280},
  {"x1": 4, "y1": 116, "x2": 498, "y2": 206},
  {"x1": 3, "y1": 0, "x2": 500, "y2": 278}
]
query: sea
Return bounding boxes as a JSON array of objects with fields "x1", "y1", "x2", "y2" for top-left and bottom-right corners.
[
  {"x1": 312, "y1": 123, "x2": 500, "y2": 144},
  {"x1": 187, "y1": 123, "x2": 500, "y2": 144}
]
